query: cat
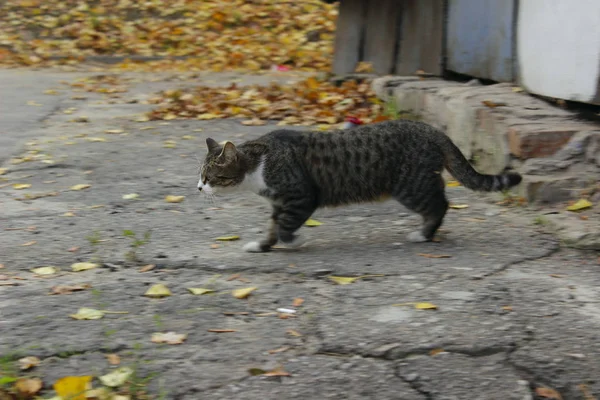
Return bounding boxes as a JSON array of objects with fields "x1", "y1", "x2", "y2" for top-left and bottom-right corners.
[{"x1": 197, "y1": 120, "x2": 522, "y2": 253}]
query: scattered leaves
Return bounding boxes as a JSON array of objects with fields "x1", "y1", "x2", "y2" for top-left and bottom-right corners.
[
  {"x1": 232, "y1": 287, "x2": 257, "y2": 299},
  {"x1": 165, "y1": 195, "x2": 185, "y2": 203},
  {"x1": 566, "y1": 199, "x2": 592, "y2": 211},
  {"x1": 99, "y1": 367, "x2": 134, "y2": 387},
  {"x1": 14, "y1": 378, "x2": 43, "y2": 397},
  {"x1": 70, "y1": 184, "x2": 91, "y2": 191},
  {"x1": 70, "y1": 307, "x2": 105, "y2": 320},
  {"x1": 151, "y1": 332, "x2": 187, "y2": 344},
  {"x1": 53, "y1": 376, "x2": 93, "y2": 400},
  {"x1": 50, "y1": 284, "x2": 91, "y2": 295},
  {"x1": 304, "y1": 218, "x2": 322, "y2": 227},
  {"x1": 31, "y1": 266, "x2": 58, "y2": 275},
  {"x1": 188, "y1": 288, "x2": 215, "y2": 295},
  {"x1": 144, "y1": 283, "x2": 172, "y2": 298},
  {"x1": 71, "y1": 262, "x2": 98, "y2": 272},
  {"x1": 215, "y1": 235, "x2": 240, "y2": 241},
  {"x1": 18, "y1": 356, "x2": 40, "y2": 370},
  {"x1": 12, "y1": 183, "x2": 31, "y2": 190},
  {"x1": 417, "y1": 253, "x2": 452, "y2": 259},
  {"x1": 535, "y1": 387, "x2": 563, "y2": 400}
]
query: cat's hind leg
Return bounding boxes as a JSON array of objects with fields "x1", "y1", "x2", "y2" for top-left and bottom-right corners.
[{"x1": 393, "y1": 175, "x2": 448, "y2": 242}]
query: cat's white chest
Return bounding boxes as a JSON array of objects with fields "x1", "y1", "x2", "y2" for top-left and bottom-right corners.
[{"x1": 239, "y1": 157, "x2": 268, "y2": 194}]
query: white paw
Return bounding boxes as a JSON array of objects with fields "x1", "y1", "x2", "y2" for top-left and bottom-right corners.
[
  {"x1": 280, "y1": 236, "x2": 306, "y2": 249},
  {"x1": 243, "y1": 241, "x2": 264, "y2": 253},
  {"x1": 407, "y1": 231, "x2": 428, "y2": 243}
]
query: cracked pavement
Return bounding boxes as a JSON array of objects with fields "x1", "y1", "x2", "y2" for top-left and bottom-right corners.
[{"x1": 1, "y1": 68, "x2": 599, "y2": 400}]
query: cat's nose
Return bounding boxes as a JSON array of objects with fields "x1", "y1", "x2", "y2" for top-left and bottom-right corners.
[{"x1": 198, "y1": 186, "x2": 202, "y2": 192}]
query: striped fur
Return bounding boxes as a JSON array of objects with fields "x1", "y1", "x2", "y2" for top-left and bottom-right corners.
[{"x1": 199, "y1": 120, "x2": 522, "y2": 252}]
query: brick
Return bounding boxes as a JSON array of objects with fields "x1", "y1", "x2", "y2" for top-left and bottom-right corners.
[{"x1": 508, "y1": 126, "x2": 579, "y2": 159}]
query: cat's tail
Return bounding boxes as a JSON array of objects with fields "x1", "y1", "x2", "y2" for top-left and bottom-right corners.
[{"x1": 441, "y1": 137, "x2": 522, "y2": 192}]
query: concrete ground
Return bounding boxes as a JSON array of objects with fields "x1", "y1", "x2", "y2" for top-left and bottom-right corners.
[{"x1": 0, "y1": 68, "x2": 599, "y2": 400}]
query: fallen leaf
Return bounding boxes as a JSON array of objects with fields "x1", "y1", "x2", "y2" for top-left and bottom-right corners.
[
  {"x1": 259, "y1": 366, "x2": 292, "y2": 377},
  {"x1": 304, "y1": 218, "x2": 322, "y2": 227},
  {"x1": 566, "y1": 199, "x2": 592, "y2": 211},
  {"x1": 512, "y1": 87, "x2": 524, "y2": 92},
  {"x1": 268, "y1": 346, "x2": 291, "y2": 354},
  {"x1": 105, "y1": 129, "x2": 124, "y2": 134},
  {"x1": 71, "y1": 262, "x2": 98, "y2": 272},
  {"x1": 50, "y1": 284, "x2": 91, "y2": 295},
  {"x1": 0, "y1": 264, "x2": 4, "y2": 268},
  {"x1": 151, "y1": 332, "x2": 187, "y2": 344},
  {"x1": 207, "y1": 329, "x2": 237, "y2": 333},
  {"x1": 446, "y1": 180, "x2": 461, "y2": 187},
  {"x1": 482, "y1": 100, "x2": 507, "y2": 108},
  {"x1": 86, "y1": 388, "x2": 114, "y2": 400},
  {"x1": 210, "y1": 244, "x2": 220, "y2": 249},
  {"x1": 577, "y1": 384, "x2": 596, "y2": 400},
  {"x1": 188, "y1": 288, "x2": 215, "y2": 295},
  {"x1": 502, "y1": 305, "x2": 513, "y2": 311},
  {"x1": 232, "y1": 287, "x2": 257, "y2": 299},
  {"x1": 417, "y1": 253, "x2": 452, "y2": 259},
  {"x1": 248, "y1": 368, "x2": 267, "y2": 376},
  {"x1": 449, "y1": 204, "x2": 469, "y2": 209},
  {"x1": 12, "y1": 183, "x2": 31, "y2": 190},
  {"x1": 21, "y1": 241, "x2": 37, "y2": 246},
  {"x1": 87, "y1": 137, "x2": 107, "y2": 142},
  {"x1": 99, "y1": 367, "x2": 134, "y2": 387},
  {"x1": 292, "y1": 298, "x2": 304, "y2": 307},
  {"x1": 549, "y1": 274, "x2": 565, "y2": 278},
  {"x1": 70, "y1": 184, "x2": 91, "y2": 191},
  {"x1": 429, "y1": 348, "x2": 445, "y2": 356},
  {"x1": 122, "y1": 193, "x2": 139, "y2": 200},
  {"x1": 54, "y1": 376, "x2": 93, "y2": 400},
  {"x1": 14, "y1": 378, "x2": 43, "y2": 396},
  {"x1": 31, "y1": 266, "x2": 59, "y2": 275},
  {"x1": 68, "y1": 247, "x2": 80, "y2": 252},
  {"x1": 144, "y1": 283, "x2": 172, "y2": 298},
  {"x1": 241, "y1": 118, "x2": 266, "y2": 126},
  {"x1": 328, "y1": 274, "x2": 384, "y2": 285},
  {"x1": 139, "y1": 264, "x2": 156, "y2": 272},
  {"x1": 165, "y1": 195, "x2": 185, "y2": 203},
  {"x1": 415, "y1": 302, "x2": 438, "y2": 310},
  {"x1": 106, "y1": 354, "x2": 121, "y2": 365},
  {"x1": 216, "y1": 235, "x2": 240, "y2": 241},
  {"x1": 63, "y1": 212, "x2": 76, "y2": 217},
  {"x1": 535, "y1": 387, "x2": 563, "y2": 400},
  {"x1": 18, "y1": 356, "x2": 40, "y2": 370},
  {"x1": 70, "y1": 307, "x2": 104, "y2": 320},
  {"x1": 0, "y1": 168, "x2": 7, "y2": 175},
  {"x1": 286, "y1": 329, "x2": 303, "y2": 337}
]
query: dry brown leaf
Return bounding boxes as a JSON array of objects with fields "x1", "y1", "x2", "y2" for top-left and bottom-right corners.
[
  {"x1": 106, "y1": 354, "x2": 121, "y2": 365},
  {"x1": 268, "y1": 346, "x2": 291, "y2": 354},
  {"x1": 207, "y1": 329, "x2": 237, "y2": 333},
  {"x1": 139, "y1": 264, "x2": 156, "y2": 273},
  {"x1": 21, "y1": 241, "x2": 37, "y2": 246},
  {"x1": 429, "y1": 348, "x2": 445, "y2": 356},
  {"x1": 14, "y1": 378, "x2": 42, "y2": 396},
  {"x1": 18, "y1": 356, "x2": 41, "y2": 370},
  {"x1": 68, "y1": 247, "x2": 80, "y2": 252},
  {"x1": 417, "y1": 253, "x2": 452, "y2": 259},
  {"x1": 263, "y1": 366, "x2": 292, "y2": 377},
  {"x1": 535, "y1": 387, "x2": 563, "y2": 400},
  {"x1": 482, "y1": 100, "x2": 507, "y2": 108},
  {"x1": 50, "y1": 284, "x2": 91, "y2": 295},
  {"x1": 286, "y1": 329, "x2": 303, "y2": 337},
  {"x1": 151, "y1": 332, "x2": 187, "y2": 344},
  {"x1": 292, "y1": 298, "x2": 304, "y2": 307}
]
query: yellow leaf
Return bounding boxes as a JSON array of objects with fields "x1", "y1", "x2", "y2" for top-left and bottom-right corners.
[
  {"x1": 163, "y1": 113, "x2": 178, "y2": 120},
  {"x1": 151, "y1": 332, "x2": 187, "y2": 344},
  {"x1": 12, "y1": 183, "x2": 31, "y2": 190},
  {"x1": 566, "y1": 199, "x2": 592, "y2": 212},
  {"x1": 99, "y1": 367, "x2": 134, "y2": 387},
  {"x1": 165, "y1": 195, "x2": 185, "y2": 203},
  {"x1": 44, "y1": 89, "x2": 58, "y2": 95},
  {"x1": 429, "y1": 348, "x2": 445, "y2": 356},
  {"x1": 196, "y1": 113, "x2": 220, "y2": 120},
  {"x1": 305, "y1": 77, "x2": 320, "y2": 89},
  {"x1": 188, "y1": 288, "x2": 215, "y2": 295},
  {"x1": 70, "y1": 307, "x2": 104, "y2": 320},
  {"x1": 328, "y1": 276, "x2": 359, "y2": 285},
  {"x1": 87, "y1": 137, "x2": 107, "y2": 142},
  {"x1": 304, "y1": 218, "x2": 322, "y2": 227},
  {"x1": 215, "y1": 235, "x2": 240, "y2": 241},
  {"x1": 241, "y1": 118, "x2": 266, "y2": 126},
  {"x1": 232, "y1": 287, "x2": 257, "y2": 299},
  {"x1": 449, "y1": 204, "x2": 469, "y2": 209},
  {"x1": 512, "y1": 87, "x2": 524, "y2": 93},
  {"x1": 54, "y1": 376, "x2": 93, "y2": 400},
  {"x1": 0, "y1": 168, "x2": 7, "y2": 175},
  {"x1": 136, "y1": 115, "x2": 150, "y2": 122},
  {"x1": 446, "y1": 180, "x2": 461, "y2": 187},
  {"x1": 105, "y1": 129, "x2": 124, "y2": 134},
  {"x1": 415, "y1": 302, "x2": 438, "y2": 310},
  {"x1": 14, "y1": 378, "x2": 43, "y2": 396},
  {"x1": 123, "y1": 193, "x2": 139, "y2": 200},
  {"x1": 18, "y1": 356, "x2": 41, "y2": 370},
  {"x1": 63, "y1": 212, "x2": 76, "y2": 217},
  {"x1": 32, "y1": 266, "x2": 58, "y2": 275},
  {"x1": 21, "y1": 240, "x2": 37, "y2": 246},
  {"x1": 71, "y1": 262, "x2": 98, "y2": 272},
  {"x1": 144, "y1": 284, "x2": 172, "y2": 298},
  {"x1": 70, "y1": 184, "x2": 91, "y2": 191},
  {"x1": 181, "y1": 135, "x2": 195, "y2": 140}
]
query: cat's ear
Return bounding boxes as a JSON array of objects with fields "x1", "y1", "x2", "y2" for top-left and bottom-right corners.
[
  {"x1": 219, "y1": 141, "x2": 237, "y2": 162},
  {"x1": 206, "y1": 138, "x2": 220, "y2": 152}
]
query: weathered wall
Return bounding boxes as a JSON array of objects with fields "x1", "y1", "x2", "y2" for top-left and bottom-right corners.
[{"x1": 517, "y1": 0, "x2": 600, "y2": 104}]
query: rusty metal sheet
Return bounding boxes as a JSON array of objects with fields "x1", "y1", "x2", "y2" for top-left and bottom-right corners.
[{"x1": 446, "y1": 0, "x2": 516, "y2": 82}]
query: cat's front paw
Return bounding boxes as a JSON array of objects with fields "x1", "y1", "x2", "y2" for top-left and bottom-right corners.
[
  {"x1": 243, "y1": 241, "x2": 267, "y2": 253},
  {"x1": 407, "y1": 231, "x2": 429, "y2": 243}
]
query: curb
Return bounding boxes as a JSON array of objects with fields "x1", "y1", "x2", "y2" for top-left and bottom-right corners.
[{"x1": 371, "y1": 76, "x2": 600, "y2": 204}]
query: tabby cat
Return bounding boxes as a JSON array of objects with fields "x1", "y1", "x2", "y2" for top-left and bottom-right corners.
[{"x1": 198, "y1": 120, "x2": 521, "y2": 252}]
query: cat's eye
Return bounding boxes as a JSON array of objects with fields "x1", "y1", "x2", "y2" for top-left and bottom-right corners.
[{"x1": 217, "y1": 175, "x2": 234, "y2": 180}]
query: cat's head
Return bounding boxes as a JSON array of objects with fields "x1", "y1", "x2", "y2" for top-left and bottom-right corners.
[{"x1": 197, "y1": 138, "x2": 245, "y2": 195}]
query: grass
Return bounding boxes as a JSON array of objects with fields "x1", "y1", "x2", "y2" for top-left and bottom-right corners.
[{"x1": 123, "y1": 229, "x2": 152, "y2": 263}]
